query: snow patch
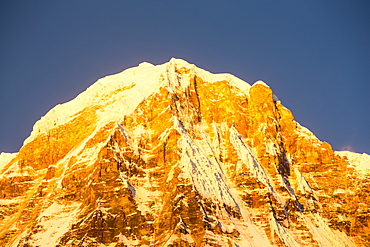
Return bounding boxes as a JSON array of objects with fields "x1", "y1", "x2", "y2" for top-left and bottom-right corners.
[
  {"x1": 0, "y1": 152, "x2": 16, "y2": 165},
  {"x1": 253, "y1": 80, "x2": 270, "y2": 88},
  {"x1": 175, "y1": 120, "x2": 238, "y2": 208},
  {"x1": 0, "y1": 152, "x2": 17, "y2": 172},
  {"x1": 116, "y1": 233, "x2": 139, "y2": 246},
  {"x1": 138, "y1": 62, "x2": 154, "y2": 67},
  {"x1": 0, "y1": 160, "x2": 31, "y2": 178},
  {"x1": 28, "y1": 202, "x2": 81, "y2": 247},
  {"x1": 296, "y1": 122, "x2": 320, "y2": 143},
  {"x1": 229, "y1": 127, "x2": 276, "y2": 196},
  {"x1": 336, "y1": 151, "x2": 370, "y2": 174}
]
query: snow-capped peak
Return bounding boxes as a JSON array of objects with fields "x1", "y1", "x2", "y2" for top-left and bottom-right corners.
[
  {"x1": 2, "y1": 58, "x2": 368, "y2": 247},
  {"x1": 23, "y1": 58, "x2": 251, "y2": 146}
]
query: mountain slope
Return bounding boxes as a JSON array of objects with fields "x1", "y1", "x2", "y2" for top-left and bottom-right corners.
[{"x1": 0, "y1": 58, "x2": 368, "y2": 246}]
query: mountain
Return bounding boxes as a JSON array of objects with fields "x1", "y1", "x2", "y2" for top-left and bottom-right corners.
[{"x1": 0, "y1": 58, "x2": 369, "y2": 247}]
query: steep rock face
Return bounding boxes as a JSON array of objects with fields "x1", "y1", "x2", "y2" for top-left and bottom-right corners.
[{"x1": 0, "y1": 58, "x2": 368, "y2": 246}]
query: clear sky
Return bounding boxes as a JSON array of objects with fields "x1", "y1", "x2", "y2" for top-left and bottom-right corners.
[{"x1": 1, "y1": 1, "x2": 369, "y2": 153}]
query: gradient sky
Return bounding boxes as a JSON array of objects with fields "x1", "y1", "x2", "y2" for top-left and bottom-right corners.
[{"x1": 1, "y1": 1, "x2": 369, "y2": 153}]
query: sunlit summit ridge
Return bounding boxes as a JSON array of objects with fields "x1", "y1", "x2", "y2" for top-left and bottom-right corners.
[{"x1": 0, "y1": 58, "x2": 369, "y2": 246}]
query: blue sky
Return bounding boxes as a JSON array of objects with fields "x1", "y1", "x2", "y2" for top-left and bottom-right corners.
[{"x1": 1, "y1": 1, "x2": 369, "y2": 153}]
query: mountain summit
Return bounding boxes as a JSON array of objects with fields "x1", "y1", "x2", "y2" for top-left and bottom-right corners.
[{"x1": 0, "y1": 58, "x2": 369, "y2": 246}]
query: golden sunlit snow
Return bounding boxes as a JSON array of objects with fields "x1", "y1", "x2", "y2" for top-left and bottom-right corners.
[{"x1": 0, "y1": 59, "x2": 369, "y2": 246}]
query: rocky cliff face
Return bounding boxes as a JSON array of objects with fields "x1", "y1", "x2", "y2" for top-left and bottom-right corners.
[{"x1": 0, "y1": 58, "x2": 369, "y2": 247}]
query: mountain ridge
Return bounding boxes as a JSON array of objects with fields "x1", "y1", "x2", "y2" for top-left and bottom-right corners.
[{"x1": 0, "y1": 58, "x2": 369, "y2": 246}]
